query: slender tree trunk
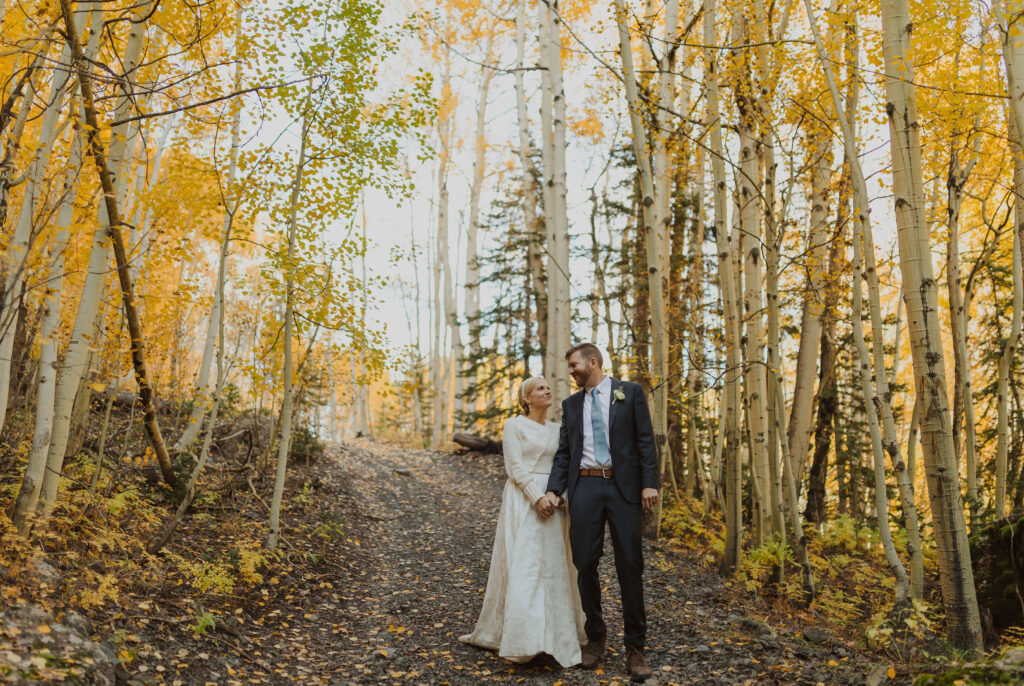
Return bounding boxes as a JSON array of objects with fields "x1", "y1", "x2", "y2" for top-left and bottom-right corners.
[
  {"x1": 851, "y1": 193, "x2": 911, "y2": 605},
  {"x1": 994, "y1": 0, "x2": 1024, "y2": 519},
  {"x1": 772, "y1": 376, "x2": 815, "y2": 600},
  {"x1": 463, "y1": 33, "x2": 495, "y2": 428},
  {"x1": 805, "y1": 0, "x2": 923, "y2": 602},
  {"x1": 788, "y1": 130, "x2": 831, "y2": 487},
  {"x1": 267, "y1": 113, "x2": 308, "y2": 552},
  {"x1": 42, "y1": 4, "x2": 125, "y2": 490},
  {"x1": 12, "y1": 112, "x2": 83, "y2": 530},
  {"x1": 432, "y1": 58, "x2": 452, "y2": 445},
  {"x1": 997, "y1": 114, "x2": 1024, "y2": 518},
  {"x1": 616, "y1": 0, "x2": 671, "y2": 539},
  {"x1": 687, "y1": 147, "x2": 707, "y2": 500},
  {"x1": 878, "y1": 0, "x2": 982, "y2": 648},
  {"x1": 0, "y1": 12, "x2": 81, "y2": 434},
  {"x1": 540, "y1": 0, "x2": 571, "y2": 411},
  {"x1": 731, "y1": 6, "x2": 770, "y2": 547},
  {"x1": 763, "y1": 135, "x2": 785, "y2": 544},
  {"x1": 705, "y1": 0, "x2": 743, "y2": 571}
]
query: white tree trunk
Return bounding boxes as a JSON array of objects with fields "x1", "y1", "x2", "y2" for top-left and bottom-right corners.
[
  {"x1": 39, "y1": 4, "x2": 129, "y2": 514},
  {"x1": 879, "y1": 0, "x2": 982, "y2": 649},
  {"x1": 996, "y1": 114, "x2": 1024, "y2": 517},
  {"x1": 433, "y1": 56, "x2": 452, "y2": 445},
  {"x1": 616, "y1": 0, "x2": 670, "y2": 539},
  {"x1": 267, "y1": 113, "x2": 308, "y2": 552},
  {"x1": 515, "y1": 0, "x2": 547, "y2": 370},
  {"x1": 993, "y1": 0, "x2": 1024, "y2": 519},
  {"x1": 540, "y1": 0, "x2": 571, "y2": 411},
  {"x1": 0, "y1": 8, "x2": 85, "y2": 433},
  {"x1": 731, "y1": 6, "x2": 770, "y2": 547},
  {"x1": 12, "y1": 112, "x2": 84, "y2": 529},
  {"x1": 463, "y1": 33, "x2": 495, "y2": 428},
  {"x1": 946, "y1": 147, "x2": 980, "y2": 530},
  {"x1": 787, "y1": 131, "x2": 831, "y2": 485},
  {"x1": 705, "y1": 0, "x2": 743, "y2": 572}
]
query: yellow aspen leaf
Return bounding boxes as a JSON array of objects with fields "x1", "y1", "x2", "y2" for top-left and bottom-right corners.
[
  {"x1": 37, "y1": 625, "x2": 51, "y2": 633},
  {"x1": 887, "y1": 667, "x2": 896, "y2": 678}
]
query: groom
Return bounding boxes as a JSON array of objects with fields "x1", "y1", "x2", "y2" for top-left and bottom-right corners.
[{"x1": 542, "y1": 343, "x2": 658, "y2": 681}]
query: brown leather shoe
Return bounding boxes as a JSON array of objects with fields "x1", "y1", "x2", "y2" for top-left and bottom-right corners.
[
  {"x1": 625, "y1": 646, "x2": 652, "y2": 682},
  {"x1": 580, "y1": 635, "x2": 605, "y2": 669}
]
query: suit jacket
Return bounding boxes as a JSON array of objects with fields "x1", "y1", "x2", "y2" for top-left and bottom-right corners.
[{"x1": 545, "y1": 378, "x2": 660, "y2": 504}]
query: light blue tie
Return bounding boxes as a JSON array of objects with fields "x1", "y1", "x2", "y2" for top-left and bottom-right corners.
[{"x1": 591, "y1": 387, "x2": 612, "y2": 467}]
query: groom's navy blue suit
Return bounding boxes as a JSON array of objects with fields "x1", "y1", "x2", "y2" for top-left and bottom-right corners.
[{"x1": 546, "y1": 377, "x2": 659, "y2": 649}]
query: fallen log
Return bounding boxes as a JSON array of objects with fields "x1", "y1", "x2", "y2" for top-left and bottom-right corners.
[{"x1": 452, "y1": 433, "x2": 502, "y2": 455}]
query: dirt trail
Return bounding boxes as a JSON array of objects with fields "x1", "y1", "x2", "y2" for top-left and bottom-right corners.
[{"x1": 141, "y1": 440, "x2": 878, "y2": 685}]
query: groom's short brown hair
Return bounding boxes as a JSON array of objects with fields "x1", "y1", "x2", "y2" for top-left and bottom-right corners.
[{"x1": 565, "y1": 342, "x2": 603, "y2": 366}]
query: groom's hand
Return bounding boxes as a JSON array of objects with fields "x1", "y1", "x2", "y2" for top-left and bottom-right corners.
[
  {"x1": 536, "y1": 493, "x2": 556, "y2": 517},
  {"x1": 641, "y1": 488, "x2": 659, "y2": 510}
]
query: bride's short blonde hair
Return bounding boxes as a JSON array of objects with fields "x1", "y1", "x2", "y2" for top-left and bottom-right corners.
[{"x1": 518, "y1": 377, "x2": 545, "y2": 414}]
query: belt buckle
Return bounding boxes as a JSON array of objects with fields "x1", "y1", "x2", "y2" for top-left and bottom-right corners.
[{"x1": 600, "y1": 468, "x2": 610, "y2": 479}]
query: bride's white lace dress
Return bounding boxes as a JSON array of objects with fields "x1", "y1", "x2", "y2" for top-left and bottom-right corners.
[{"x1": 459, "y1": 415, "x2": 585, "y2": 667}]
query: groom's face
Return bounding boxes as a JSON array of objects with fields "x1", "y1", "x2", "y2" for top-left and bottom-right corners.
[{"x1": 567, "y1": 352, "x2": 599, "y2": 388}]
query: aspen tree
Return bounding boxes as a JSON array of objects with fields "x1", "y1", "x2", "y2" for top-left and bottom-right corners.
[
  {"x1": 539, "y1": 0, "x2": 570, "y2": 410},
  {"x1": 267, "y1": 111, "x2": 308, "y2": 552},
  {"x1": 463, "y1": 32, "x2": 495, "y2": 428},
  {"x1": 993, "y1": 0, "x2": 1024, "y2": 519},
  {"x1": 43, "y1": 2, "x2": 142, "y2": 493},
  {"x1": 730, "y1": 5, "x2": 770, "y2": 546},
  {"x1": 9, "y1": 13, "x2": 88, "y2": 530},
  {"x1": 705, "y1": 0, "x2": 743, "y2": 571},
  {"x1": 996, "y1": 113, "x2": 1024, "y2": 518},
  {"x1": 878, "y1": 0, "x2": 983, "y2": 648},
  {"x1": 432, "y1": 56, "x2": 452, "y2": 445},
  {"x1": 787, "y1": 125, "x2": 831, "y2": 492},
  {"x1": 0, "y1": 8, "x2": 84, "y2": 434},
  {"x1": 615, "y1": 0, "x2": 671, "y2": 539},
  {"x1": 514, "y1": 0, "x2": 547, "y2": 366}
]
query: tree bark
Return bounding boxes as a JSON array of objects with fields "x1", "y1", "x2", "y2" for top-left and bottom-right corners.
[
  {"x1": 616, "y1": 0, "x2": 671, "y2": 539},
  {"x1": 878, "y1": 0, "x2": 983, "y2": 648},
  {"x1": 994, "y1": 0, "x2": 1024, "y2": 520},
  {"x1": 705, "y1": 0, "x2": 743, "y2": 572},
  {"x1": 540, "y1": 0, "x2": 571, "y2": 411},
  {"x1": 267, "y1": 112, "x2": 308, "y2": 552},
  {"x1": 463, "y1": 32, "x2": 495, "y2": 427}
]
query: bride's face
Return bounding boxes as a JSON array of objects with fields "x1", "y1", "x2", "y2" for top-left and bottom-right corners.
[{"x1": 527, "y1": 379, "x2": 553, "y2": 411}]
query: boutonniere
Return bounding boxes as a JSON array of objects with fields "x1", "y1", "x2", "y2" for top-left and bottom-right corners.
[{"x1": 612, "y1": 388, "x2": 626, "y2": 403}]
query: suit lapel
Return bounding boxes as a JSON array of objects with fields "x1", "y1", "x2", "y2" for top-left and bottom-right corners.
[
  {"x1": 571, "y1": 390, "x2": 585, "y2": 440},
  {"x1": 608, "y1": 377, "x2": 622, "y2": 433}
]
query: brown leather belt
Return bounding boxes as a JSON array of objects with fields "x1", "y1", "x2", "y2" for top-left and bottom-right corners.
[{"x1": 579, "y1": 467, "x2": 613, "y2": 478}]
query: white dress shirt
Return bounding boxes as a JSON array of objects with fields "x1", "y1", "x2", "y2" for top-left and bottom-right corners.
[{"x1": 580, "y1": 375, "x2": 613, "y2": 469}]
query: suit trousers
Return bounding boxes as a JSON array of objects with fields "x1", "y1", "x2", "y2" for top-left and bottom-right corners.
[{"x1": 568, "y1": 474, "x2": 646, "y2": 648}]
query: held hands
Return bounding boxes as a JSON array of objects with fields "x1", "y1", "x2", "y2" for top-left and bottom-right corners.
[
  {"x1": 537, "y1": 491, "x2": 563, "y2": 518},
  {"x1": 641, "y1": 488, "x2": 659, "y2": 510}
]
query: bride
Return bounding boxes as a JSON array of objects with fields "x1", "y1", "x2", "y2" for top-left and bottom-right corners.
[{"x1": 459, "y1": 377, "x2": 586, "y2": 667}]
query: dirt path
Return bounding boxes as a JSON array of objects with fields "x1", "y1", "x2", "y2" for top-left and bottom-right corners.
[{"x1": 139, "y1": 440, "x2": 878, "y2": 685}]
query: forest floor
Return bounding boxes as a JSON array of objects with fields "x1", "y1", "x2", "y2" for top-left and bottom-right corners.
[{"x1": 111, "y1": 439, "x2": 898, "y2": 686}]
